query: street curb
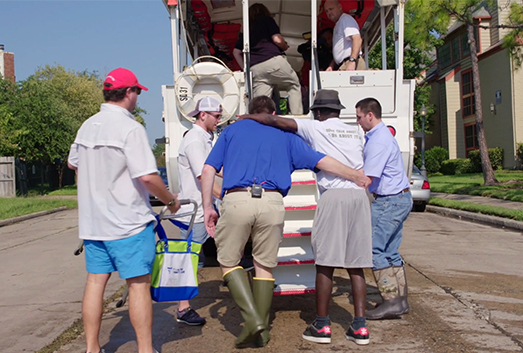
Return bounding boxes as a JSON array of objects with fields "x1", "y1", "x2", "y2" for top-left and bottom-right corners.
[
  {"x1": 0, "y1": 207, "x2": 68, "y2": 228},
  {"x1": 427, "y1": 205, "x2": 523, "y2": 232}
]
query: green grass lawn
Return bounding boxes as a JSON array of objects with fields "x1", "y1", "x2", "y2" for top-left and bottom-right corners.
[
  {"x1": 429, "y1": 197, "x2": 523, "y2": 221},
  {"x1": 48, "y1": 185, "x2": 77, "y2": 196},
  {"x1": 429, "y1": 170, "x2": 523, "y2": 202},
  {"x1": 26, "y1": 184, "x2": 77, "y2": 197},
  {"x1": 0, "y1": 197, "x2": 77, "y2": 221}
]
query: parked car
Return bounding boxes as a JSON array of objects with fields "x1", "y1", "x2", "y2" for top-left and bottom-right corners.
[
  {"x1": 150, "y1": 167, "x2": 169, "y2": 206},
  {"x1": 410, "y1": 165, "x2": 431, "y2": 212}
]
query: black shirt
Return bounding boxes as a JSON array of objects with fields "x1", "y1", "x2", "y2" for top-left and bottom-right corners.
[{"x1": 235, "y1": 16, "x2": 284, "y2": 66}]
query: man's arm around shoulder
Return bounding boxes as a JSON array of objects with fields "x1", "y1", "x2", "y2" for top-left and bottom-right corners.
[
  {"x1": 238, "y1": 113, "x2": 298, "y2": 133},
  {"x1": 316, "y1": 156, "x2": 370, "y2": 188}
]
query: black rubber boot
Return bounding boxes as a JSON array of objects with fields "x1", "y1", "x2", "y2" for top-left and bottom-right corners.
[{"x1": 223, "y1": 267, "x2": 265, "y2": 346}]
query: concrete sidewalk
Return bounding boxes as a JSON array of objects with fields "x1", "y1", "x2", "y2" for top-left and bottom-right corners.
[{"x1": 0, "y1": 209, "x2": 123, "y2": 353}]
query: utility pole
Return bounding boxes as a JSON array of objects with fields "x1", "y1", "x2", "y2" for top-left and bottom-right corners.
[{"x1": 420, "y1": 104, "x2": 427, "y2": 177}]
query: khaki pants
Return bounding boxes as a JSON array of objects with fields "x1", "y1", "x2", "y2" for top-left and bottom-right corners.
[
  {"x1": 215, "y1": 191, "x2": 285, "y2": 268},
  {"x1": 251, "y1": 55, "x2": 304, "y2": 115},
  {"x1": 338, "y1": 57, "x2": 366, "y2": 71}
]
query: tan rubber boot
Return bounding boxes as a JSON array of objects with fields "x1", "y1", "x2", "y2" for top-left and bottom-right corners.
[
  {"x1": 366, "y1": 266, "x2": 409, "y2": 320},
  {"x1": 223, "y1": 267, "x2": 265, "y2": 346},
  {"x1": 393, "y1": 265, "x2": 410, "y2": 314}
]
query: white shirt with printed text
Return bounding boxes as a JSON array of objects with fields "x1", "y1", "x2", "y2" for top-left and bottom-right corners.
[{"x1": 295, "y1": 117, "x2": 364, "y2": 193}]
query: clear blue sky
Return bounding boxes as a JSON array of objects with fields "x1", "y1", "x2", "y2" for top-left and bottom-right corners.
[{"x1": 1, "y1": 0, "x2": 173, "y2": 146}]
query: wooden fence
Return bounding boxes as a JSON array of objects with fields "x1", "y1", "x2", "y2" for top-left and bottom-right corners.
[{"x1": 0, "y1": 156, "x2": 15, "y2": 197}]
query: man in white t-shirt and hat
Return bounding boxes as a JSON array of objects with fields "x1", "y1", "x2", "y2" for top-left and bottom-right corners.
[
  {"x1": 176, "y1": 96, "x2": 223, "y2": 326},
  {"x1": 239, "y1": 89, "x2": 372, "y2": 345},
  {"x1": 324, "y1": 0, "x2": 366, "y2": 71}
]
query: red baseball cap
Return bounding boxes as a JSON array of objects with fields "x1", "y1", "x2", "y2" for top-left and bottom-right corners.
[{"x1": 103, "y1": 68, "x2": 148, "y2": 91}]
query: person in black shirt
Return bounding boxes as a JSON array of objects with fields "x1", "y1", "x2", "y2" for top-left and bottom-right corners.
[{"x1": 233, "y1": 3, "x2": 303, "y2": 115}]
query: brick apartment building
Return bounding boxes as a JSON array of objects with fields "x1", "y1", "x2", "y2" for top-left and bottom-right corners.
[{"x1": 0, "y1": 44, "x2": 15, "y2": 82}]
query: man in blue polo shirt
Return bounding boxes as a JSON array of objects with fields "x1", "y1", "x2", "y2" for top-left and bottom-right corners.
[
  {"x1": 355, "y1": 97, "x2": 412, "y2": 320},
  {"x1": 200, "y1": 96, "x2": 368, "y2": 348}
]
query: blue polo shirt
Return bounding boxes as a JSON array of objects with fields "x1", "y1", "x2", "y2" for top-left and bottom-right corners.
[
  {"x1": 363, "y1": 122, "x2": 410, "y2": 195},
  {"x1": 205, "y1": 120, "x2": 325, "y2": 197}
]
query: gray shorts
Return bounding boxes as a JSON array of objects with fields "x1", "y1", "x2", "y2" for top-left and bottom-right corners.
[{"x1": 311, "y1": 188, "x2": 373, "y2": 268}]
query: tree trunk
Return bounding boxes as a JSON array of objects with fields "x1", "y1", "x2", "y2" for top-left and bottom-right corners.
[
  {"x1": 58, "y1": 162, "x2": 65, "y2": 189},
  {"x1": 467, "y1": 23, "x2": 498, "y2": 185}
]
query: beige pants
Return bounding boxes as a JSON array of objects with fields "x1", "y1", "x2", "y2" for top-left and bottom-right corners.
[
  {"x1": 338, "y1": 57, "x2": 366, "y2": 71},
  {"x1": 251, "y1": 55, "x2": 303, "y2": 115},
  {"x1": 215, "y1": 191, "x2": 285, "y2": 268}
]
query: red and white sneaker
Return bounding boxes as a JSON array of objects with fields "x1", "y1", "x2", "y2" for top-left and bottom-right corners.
[
  {"x1": 345, "y1": 325, "x2": 370, "y2": 345},
  {"x1": 302, "y1": 321, "x2": 332, "y2": 344}
]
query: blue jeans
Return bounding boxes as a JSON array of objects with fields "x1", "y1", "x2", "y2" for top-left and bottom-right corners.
[
  {"x1": 371, "y1": 191, "x2": 412, "y2": 270},
  {"x1": 180, "y1": 222, "x2": 210, "y2": 269}
]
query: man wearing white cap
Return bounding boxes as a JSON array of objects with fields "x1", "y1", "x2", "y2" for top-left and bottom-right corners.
[
  {"x1": 68, "y1": 67, "x2": 178, "y2": 353},
  {"x1": 175, "y1": 96, "x2": 223, "y2": 325}
]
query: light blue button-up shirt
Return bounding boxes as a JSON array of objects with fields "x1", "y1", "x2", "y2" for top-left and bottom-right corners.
[{"x1": 363, "y1": 122, "x2": 410, "y2": 195}]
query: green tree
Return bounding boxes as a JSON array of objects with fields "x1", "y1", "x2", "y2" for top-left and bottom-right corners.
[
  {"x1": 0, "y1": 78, "x2": 20, "y2": 155},
  {"x1": 405, "y1": 0, "x2": 523, "y2": 185},
  {"x1": 152, "y1": 143, "x2": 166, "y2": 167},
  {"x1": 1, "y1": 65, "x2": 150, "y2": 188},
  {"x1": 503, "y1": 1, "x2": 523, "y2": 67},
  {"x1": 133, "y1": 106, "x2": 147, "y2": 127},
  {"x1": 3, "y1": 65, "x2": 104, "y2": 188},
  {"x1": 368, "y1": 25, "x2": 435, "y2": 134}
]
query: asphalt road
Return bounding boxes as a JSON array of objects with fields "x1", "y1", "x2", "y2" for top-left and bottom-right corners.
[
  {"x1": 1, "y1": 210, "x2": 522, "y2": 352},
  {"x1": 0, "y1": 209, "x2": 122, "y2": 353}
]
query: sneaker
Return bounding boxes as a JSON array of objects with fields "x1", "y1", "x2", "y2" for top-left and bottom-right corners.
[
  {"x1": 302, "y1": 322, "x2": 331, "y2": 344},
  {"x1": 176, "y1": 308, "x2": 206, "y2": 326},
  {"x1": 345, "y1": 325, "x2": 370, "y2": 345}
]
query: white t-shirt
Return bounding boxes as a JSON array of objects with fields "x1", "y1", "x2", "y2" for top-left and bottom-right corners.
[
  {"x1": 332, "y1": 13, "x2": 362, "y2": 64},
  {"x1": 177, "y1": 124, "x2": 214, "y2": 223},
  {"x1": 295, "y1": 118, "x2": 364, "y2": 193},
  {"x1": 68, "y1": 103, "x2": 158, "y2": 241}
]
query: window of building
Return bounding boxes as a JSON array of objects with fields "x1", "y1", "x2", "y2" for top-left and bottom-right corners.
[
  {"x1": 438, "y1": 42, "x2": 451, "y2": 69},
  {"x1": 461, "y1": 32, "x2": 470, "y2": 56},
  {"x1": 464, "y1": 123, "x2": 478, "y2": 155},
  {"x1": 460, "y1": 28, "x2": 479, "y2": 57},
  {"x1": 452, "y1": 37, "x2": 460, "y2": 62},
  {"x1": 461, "y1": 70, "x2": 475, "y2": 118}
]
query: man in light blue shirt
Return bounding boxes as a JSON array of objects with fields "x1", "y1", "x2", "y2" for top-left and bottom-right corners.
[{"x1": 356, "y1": 97, "x2": 412, "y2": 321}]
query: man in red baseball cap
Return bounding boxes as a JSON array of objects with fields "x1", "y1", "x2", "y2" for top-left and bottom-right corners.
[
  {"x1": 103, "y1": 67, "x2": 149, "y2": 91},
  {"x1": 69, "y1": 67, "x2": 174, "y2": 353}
]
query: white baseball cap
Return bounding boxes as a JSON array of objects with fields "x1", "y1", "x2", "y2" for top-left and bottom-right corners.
[{"x1": 188, "y1": 97, "x2": 222, "y2": 117}]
